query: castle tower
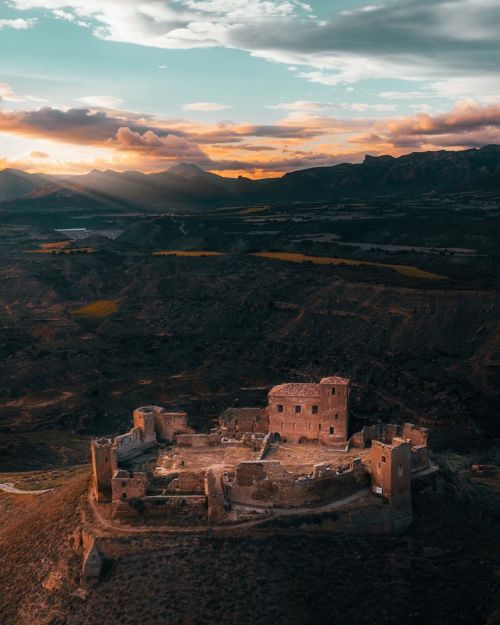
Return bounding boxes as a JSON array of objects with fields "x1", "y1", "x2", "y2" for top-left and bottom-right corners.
[
  {"x1": 318, "y1": 376, "x2": 350, "y2": 444},
  {"x1": 91, "y1": 438, "x2": 115, "y2": 503},
  {"x1": 133, "y1": 407, "x2": 157, "y2": 445},
  {"x1": 370, "y1": 437, "x2": 412, "y2": 514}
]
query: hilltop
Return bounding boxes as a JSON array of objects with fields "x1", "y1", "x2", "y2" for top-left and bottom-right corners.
[{"x1": 2, "y1": 145, "x2": 500, "y2": 210}]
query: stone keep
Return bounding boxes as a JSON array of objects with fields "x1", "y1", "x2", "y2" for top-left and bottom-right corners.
[{"x1": 268, "y1": 376, "x2": 350, "y2": 445}]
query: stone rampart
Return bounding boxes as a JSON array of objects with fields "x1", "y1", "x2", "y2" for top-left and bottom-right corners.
[
  {"x1": 112, "y1": 495, "x2": 207, "y2": 524},
  {"x1": 228, "y1": 458, "x2": 369, "y2": 508},
  {"x1": 114, "y1": 426, "x2": 155, "y2": 461}
]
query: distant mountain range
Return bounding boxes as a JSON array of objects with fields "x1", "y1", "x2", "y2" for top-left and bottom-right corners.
[{"x1": 2, "y1": 145, "x2": 500, "y2": 209}]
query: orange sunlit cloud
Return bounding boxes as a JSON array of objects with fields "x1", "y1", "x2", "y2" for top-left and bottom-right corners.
[{"x1": 2, "y1": 100, "x2": 500, "y2": 177}]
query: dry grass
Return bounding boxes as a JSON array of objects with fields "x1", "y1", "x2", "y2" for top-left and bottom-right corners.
[
  {"x1": 153, "y1": 251, "x2": 225, "y2": 257},
  {"x1": 0, "y1": 464, "x2": 89, "y2": 491},
  {"x1": 73, "y1": 298, "x2": 122, "y2": 318},
  {"x1": 0, "y1": 473, "x2": 89, "y2": 625},
  {"x1": 40, "y1": 241, "x2": 71, "y2": 250},
  {"x1": 26, "y1": 246, "x2": 96, "y2": 254},
  {"x1": 253, "y1": 251, "x2": 447, "y2": 280}
]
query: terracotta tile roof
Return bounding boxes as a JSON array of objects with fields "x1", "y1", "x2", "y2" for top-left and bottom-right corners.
[
  {"x1": 268, "y1": 383, "x2": 321, "y2": 398},
  {"x1": 320, "y1": 376, "x2": 350, "y2": 385}
]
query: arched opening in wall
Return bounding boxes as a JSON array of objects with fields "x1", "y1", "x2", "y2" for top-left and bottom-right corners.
[{"x1": 329, "y1": 427, "x2": 334, "y2": 435}]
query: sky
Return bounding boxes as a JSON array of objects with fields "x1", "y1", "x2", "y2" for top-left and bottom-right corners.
[{"x1": 1, "y1": 0, "x2": 500, "y2": 177}]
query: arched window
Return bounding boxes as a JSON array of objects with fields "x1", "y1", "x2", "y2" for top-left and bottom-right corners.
[{"x1": 329, "y1": 426, "x2": 334, "y2": 435}]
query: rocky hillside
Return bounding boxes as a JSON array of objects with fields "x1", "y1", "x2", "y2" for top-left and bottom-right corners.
[
  {"x1": 1, "y1": 464, "x2": 498, "y2": 625},
  {"x1": 0, "y1": 241, "x2": 498, "y2": 465}
]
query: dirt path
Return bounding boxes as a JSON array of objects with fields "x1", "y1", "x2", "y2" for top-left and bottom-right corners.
[{"x1": 0, "y1": 482, "x2": 54, "y2": 495}]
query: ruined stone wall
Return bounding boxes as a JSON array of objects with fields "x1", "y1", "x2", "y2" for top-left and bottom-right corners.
[
  {"x1": 111, "y1": 471, "x2": 148, "y2": 502},
  {"x1": 219, "y1": 407, "x2": 269, "y2": 435},
  {"x1": 411, "y1": 445, "x2": 430, "y2": 472},
  {"x1": 112, "y1": 495, "x2": 207, "y2": 524},
  {"x1": 166, "y1": 471, "x2": 206, "y2": 494},
  {"x1": 257, "y1": 432, "x2": 272, "y2": 460},
  {"x1": 403, "y1": 423, "x2": 429, "y2": 448},
  {"x1": 228, "y1": 459, "x2": 369, "y2": 508},
  {"x1": 114, "y1": 426, "x2": 153, "y2": 461},
  {"x1": 204, "y1": 469, "x2": 227, "y2": 523},
  {"x1": 176, "y1": 433, "x2": 220, "y2": 447},
  {"x1": 154, "y1": 409, "x2": 191, "y2": 441}
]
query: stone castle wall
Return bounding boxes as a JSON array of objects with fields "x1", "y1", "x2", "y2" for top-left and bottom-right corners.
[
  {"x1": 227, "y1": 458, "x2": 368, "y2": 508},
  {"x1": 112, "y1": 495, "x2": 207, "y2": 524}
]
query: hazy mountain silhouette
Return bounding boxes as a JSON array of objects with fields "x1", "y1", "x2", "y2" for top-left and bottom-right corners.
[{"x1": 2, "y1": 145, "x2": 500, "y2": 209}]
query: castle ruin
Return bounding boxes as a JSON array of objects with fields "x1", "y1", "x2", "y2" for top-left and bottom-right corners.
[{"x1": 90, "y1": 375, "x2": 434, "y2": 531}]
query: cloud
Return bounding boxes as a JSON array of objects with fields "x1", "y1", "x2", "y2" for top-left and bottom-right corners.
[
  {"x1": 351, "y1": 100, "x2": 500, "y2": 149},
  {"x1": 112, "y1": 127, "x2": 207, "y2": 160},
  {"x1": 3, "y1": 99, "x2": 500, "y2": 177},
  {"x1": 9, "y1": 0, "x2": 499, "y2": 97},
  {"x1": 0, "y1": 17, "x2": 36, "y2": 30},
  {"x1": 267, "y1": 101, "x2": 396, "y2": 113},
  {"x1": 0, "y1": 106, "x2": 164, "y2": 144},
  {"x1": 29, "y1": 150, "x2": 50, "y2": 158},
  {"x1": 0, "y1": 82, "x2": 49, "y2": 103},
  {"x1": 0, "y1": 83, "x2": 25, "y2": 102},
  {"x1": 76, "y1": 95, "x2": 124, "y2": 109},
  {"x1": 267, "y1": 101, "x2": 333, "y2": 111},
  {"x1": 182, "y1": 102, "x2": 232, "y2": 111}
]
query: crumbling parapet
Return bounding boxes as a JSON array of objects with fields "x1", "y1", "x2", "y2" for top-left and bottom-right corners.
[
  {"x1": 111, "y1": 470, "x2": 148, "y2": 505},
  {"x1": 257, "y1": 432, "x2": 272, "y2": 460},
  {"x1": 135, "y1": 406, "x2": 192, "y2": 441},
  {"x1": 204, "y1": 468, "x2": 227, "y2": 523},
  {"x1": 219, "y1": 406, "x2": 269, "y2": 435},
  {"x1": 403, "y1": 422, "x2": 429, "y2": 447}
]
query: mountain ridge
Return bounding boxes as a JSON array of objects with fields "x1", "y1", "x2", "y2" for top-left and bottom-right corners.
[{"x1": 2, "y1": 144, "x2": 500, "y2": 208}]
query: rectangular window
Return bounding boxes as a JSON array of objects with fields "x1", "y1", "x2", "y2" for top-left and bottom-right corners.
[
  {"x1": 319, "y1": 423, "x2": 322, "y2": 430},
  {"x1": 381, "y1": 455, "x2": 386, "y2": 463},
  {"x1": 277, "y1": 404, "x2": 283, "y2": 413},
  {"x1": 295, "y1": 405, "x2": 301, "y2": 414},
  {"x1": 332, "y1": 388, "x2": 336, "y2": 395},
  {"x1": 312, "y1": 405, "x2": 318, "y2": 414},
  {"x1": 335, "y1": 413, "x2": 339, "y2": 420},
  {"x1": 122, "y1": 493, "x2": 127, "y2": 499}
]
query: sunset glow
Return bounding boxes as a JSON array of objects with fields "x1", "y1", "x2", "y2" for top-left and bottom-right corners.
[{"x1": 1, "y1": 1, "x2": 500, "y2": 177}]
